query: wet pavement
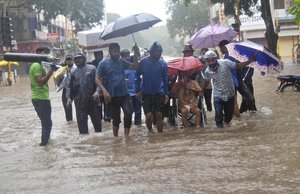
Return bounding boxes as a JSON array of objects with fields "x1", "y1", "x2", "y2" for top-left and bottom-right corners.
[{"x1": 0, "y1": 62, "x2": 300, "y2": 193}]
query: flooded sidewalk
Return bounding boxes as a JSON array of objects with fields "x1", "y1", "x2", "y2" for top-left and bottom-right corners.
[{"x1": 0, "y1": 63, "x2": 300, "y2": 193}]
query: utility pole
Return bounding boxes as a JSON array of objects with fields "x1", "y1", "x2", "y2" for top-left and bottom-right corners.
[
  {"x1": 0, "y1": 0, "x2": 5, "y2": 54},
  {"x1": 1, "y1": 0, "x2": 13, "y2": 52}
]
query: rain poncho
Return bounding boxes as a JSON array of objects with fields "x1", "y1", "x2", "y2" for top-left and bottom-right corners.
[
  {"x1": 66, "y1": 64, "x2": 98, "y2": 104},
  {"x1": 135, "y1": 42, "x2": 169, "y2": 95}
]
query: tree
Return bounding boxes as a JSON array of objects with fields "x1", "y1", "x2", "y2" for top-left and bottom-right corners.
[
  {"x1": 288, "y1": 1, "x2": 300, "y2": 24},
  {"x1": 210, "y1": 0, "x2": 258, "y2": 32},
  {"x1": 260, "y1": 0, "x2": 278, "y2": 56},
  {"x1": 167, "y1": 0, "x2": 210, "y2": 39},
  {"x1": 175, "y1": 0, "x2": 279, "y2": 56},
  {"x1": 22, "y1": 0, "x2": 104, "y2": 31}
]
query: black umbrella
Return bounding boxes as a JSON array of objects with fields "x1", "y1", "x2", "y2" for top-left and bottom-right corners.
[{"x1": 99, "y1": 13, "x2": 161, "y2": 43}]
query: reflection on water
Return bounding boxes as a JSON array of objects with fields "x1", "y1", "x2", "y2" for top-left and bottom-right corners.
[{"x1": 0, "y1": 63, "x2": 300, "y2": 193}]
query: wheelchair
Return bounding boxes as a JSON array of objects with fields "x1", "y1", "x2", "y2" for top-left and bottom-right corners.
[{"x1": 165, "y1": 95, "x2": 207, "y2": 129}]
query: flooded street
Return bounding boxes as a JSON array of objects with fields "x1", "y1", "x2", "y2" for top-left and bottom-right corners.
[{"x1": 1, "y1": 63, "x2": 300, "y2": 193}]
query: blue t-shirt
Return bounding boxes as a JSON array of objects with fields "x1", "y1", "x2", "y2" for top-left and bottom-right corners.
[
  {"x1": 135, "y1": 56, "x2": 169, "y2": 95},
  {"x1": 224, "y1": 54, "x2": 239, "y2": 88},
  {"x1": 125, "y1": 69, "x2": 137, "y2": 96},
  {"x1": 97, "y1": 58, "x2": 130, "y2": 97}
]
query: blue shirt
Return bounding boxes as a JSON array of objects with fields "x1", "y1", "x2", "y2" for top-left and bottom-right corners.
[
  {"x1": 97, "y1": 58, "x2": 130, "y2": 97},
  {"x1": 135, "y1": 56, "x2": 169, "y2": 95},
  {"x1": 224, "y1": 54, "x2": 239, "y2": 88},
  {"x1": 125, "y1": 69, "x2": 137, "y2": 96}
]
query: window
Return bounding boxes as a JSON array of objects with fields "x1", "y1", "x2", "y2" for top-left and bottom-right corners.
[{"x1": 274, "y1": 0, "x2": 285, "y2": 9}]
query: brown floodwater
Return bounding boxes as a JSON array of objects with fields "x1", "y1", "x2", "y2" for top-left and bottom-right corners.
[{"x1": 0, "y1": 62, "x2": 300, "y2": 193}]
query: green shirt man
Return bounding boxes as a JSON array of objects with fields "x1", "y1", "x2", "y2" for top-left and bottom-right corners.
[
  {"x1": 29, "y1": 46, "x2": 55, "y2": 146},
  {"x1": 29, "y1": 62, "x2": 50, "y2": 100}
]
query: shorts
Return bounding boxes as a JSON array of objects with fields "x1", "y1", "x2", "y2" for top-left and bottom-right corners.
[
  {"x1": 110, "y1": 95, "x2": 133, "y2": 128},
  {"x1": 142, "y1": 94, "x2": 165, "y2": 115}
]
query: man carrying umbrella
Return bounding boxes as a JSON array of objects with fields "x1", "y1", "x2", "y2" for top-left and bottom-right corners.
[
  {"x1": 135, "y1": 42, "x2": 169, "y2": 133},
  {"x1": 203, "y1": 50, "x2": 256, "y2": 128},
  {"x1": 96, "y1": 43, "x2": 134, "y2": 137},
  {"x1": 218, "y1": 40, "x2": 257, "y2": 115}
]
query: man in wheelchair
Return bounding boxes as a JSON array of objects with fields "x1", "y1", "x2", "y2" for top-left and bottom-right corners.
[{"x1": 171, "y1": 71, "x2": 204, "y2": 128}]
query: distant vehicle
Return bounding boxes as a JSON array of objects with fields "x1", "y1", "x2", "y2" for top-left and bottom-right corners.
[{"x1": 276, "y1": 75, "x2": 300, "y2": 92}]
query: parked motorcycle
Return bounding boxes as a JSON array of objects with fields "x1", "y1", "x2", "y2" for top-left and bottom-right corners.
[{"x1": 276, "y1": 75, "x2": 300, "y2": 92}]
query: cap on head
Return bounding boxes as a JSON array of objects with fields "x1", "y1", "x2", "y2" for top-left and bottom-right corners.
[
  {"x1": 74, "y1": 52, "x2": 85, "y2": 59},
  {"x1": 65, "y1": 54, "x2": 73, "y2": 60},
  {"x1": 204, "y1": 50, "x2": 217, "y2": 59},
  {"x1": 182, "y1": 44, "x2": 194, "y2": 53}
]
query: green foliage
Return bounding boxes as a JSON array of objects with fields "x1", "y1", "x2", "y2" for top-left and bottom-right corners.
[
  {"x1": 288, "y1": 2, "x2": 300, "y2": 24},
  {"x1": 23, "y1": 0, "x2": 104, "y2": 31},
  {"x1": 63, "y1": 38, "x2": 79, "y2": 55},
  {"x1": 166, "y1": 0, "x2": 210, "y2": 39},
  {"x1": 210, "y1": 0, "x2": 259, "y2": 17}
]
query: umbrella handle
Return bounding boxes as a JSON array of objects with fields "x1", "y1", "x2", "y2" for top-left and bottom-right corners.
[{"x1": 132, "y1": 34, "x2": 136, "y2": 44}]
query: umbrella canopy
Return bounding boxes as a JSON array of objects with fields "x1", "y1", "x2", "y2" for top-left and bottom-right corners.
[
  {"x1": 100, "y1": 13, "x2": 161, "y2": 41},
  {"x1": 0, "y1": 60, "x2": 19, "y2": 67},
  {"x1": 225, "y1": 41, "x2": 281, "y2": 73},
  {"x1": 188, "y1": 24, "x2": 238, "y2": 48},
  {"x1": 167, "y1": 56, "x2": 204, "y2": 77}
]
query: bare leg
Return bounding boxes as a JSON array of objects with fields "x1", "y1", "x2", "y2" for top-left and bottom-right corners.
[
  {"x1": 113, "y1": 125, "x2": 119, "y2": 137},
  {"x1": 180, "y1": 107, "x2": 189, "y2": 128},
  {"x1": 191, "y1": 106, "x2": 201, "y2": 128},
  {"x1": 145, "y1": 112, "x2": 154, "y2": 133},
  {"x1": 233, "y1": 94, "x2": 240, "y2": 118},
  {"x1": 124, "y1": 128, "x2": 130, "y2": 137},
  {"x1": 155, "y1": 112, "x2": 163, "y2": 133}
]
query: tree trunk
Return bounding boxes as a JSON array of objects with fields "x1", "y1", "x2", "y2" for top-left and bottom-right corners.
[{"x1": 260, "y1": 0, "x2": 279, "y2": 57}]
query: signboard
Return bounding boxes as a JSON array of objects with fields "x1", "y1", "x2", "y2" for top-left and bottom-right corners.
[
  {"x1": 35, "y1": 29, "x2": 48, "y2": 40},
  {"x1": 47, "y1": 33, "x2": 60, "y2": 42}
]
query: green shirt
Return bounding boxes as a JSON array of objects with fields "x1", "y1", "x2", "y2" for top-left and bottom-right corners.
[{"x1": 29, "y1": 62, "x2": 49, "y2": 100}]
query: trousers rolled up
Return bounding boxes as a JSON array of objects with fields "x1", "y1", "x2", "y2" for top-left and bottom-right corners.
[
  {"x1": 110, "y1": 95, "x2": 133, "y2": 129},
  {"x1": 32, "y1": 99, "x2": 52, "y2": 144},
  {"x1": 74, "y1": 99, "x2": 102, "y2": 134}
]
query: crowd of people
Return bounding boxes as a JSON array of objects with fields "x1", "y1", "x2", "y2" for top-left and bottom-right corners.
[{"x1": 29, "y1": 40, "x2": 258, "y2": 146}]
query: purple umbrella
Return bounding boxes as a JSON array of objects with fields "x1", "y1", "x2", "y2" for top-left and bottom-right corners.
[
  {"x1": 188, "y1": 24, "x2": 238, "y2": 48},
  {"x1": 100, "y1": 13, "x2": 161, "y2": 43}
]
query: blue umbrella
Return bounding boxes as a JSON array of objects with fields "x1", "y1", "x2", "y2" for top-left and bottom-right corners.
[
  {"x1": 225, "y1": 41, "x2": 281, "y2": 73},
  {"x1": 99, "y1": 13, "x2": 161, "y2": 43}
]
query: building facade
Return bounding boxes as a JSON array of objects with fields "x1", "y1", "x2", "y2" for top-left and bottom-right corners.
[{"x1": 1, "y1": 0, "x2": 74, "y2": 57}]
